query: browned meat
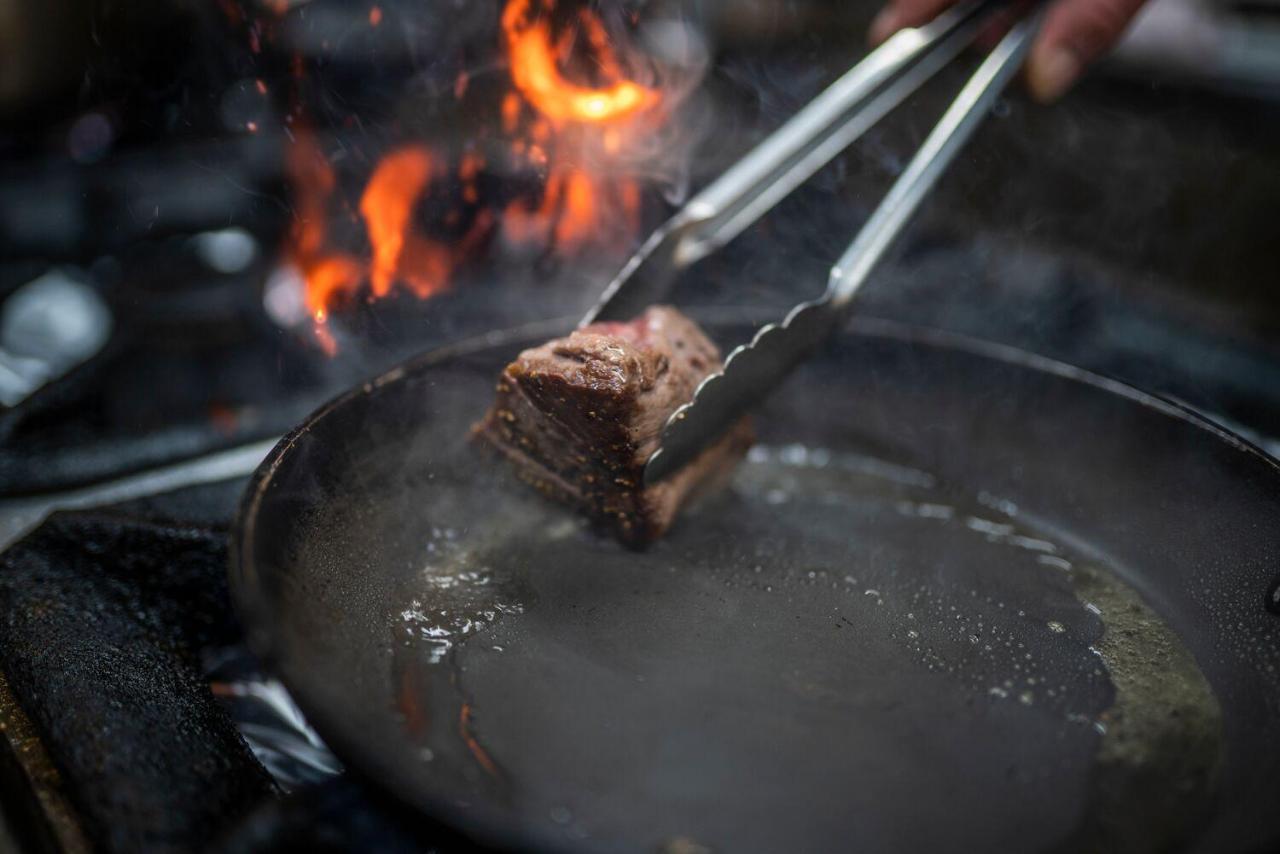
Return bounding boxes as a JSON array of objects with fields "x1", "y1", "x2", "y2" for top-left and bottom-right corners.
[{"x1": 472, "y1": 306, "x2": 753, "y2": 548}]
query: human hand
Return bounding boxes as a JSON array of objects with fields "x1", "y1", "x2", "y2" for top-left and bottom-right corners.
[{"x1": 868, "y1": 0, "x2": 1150, "y2": 102}]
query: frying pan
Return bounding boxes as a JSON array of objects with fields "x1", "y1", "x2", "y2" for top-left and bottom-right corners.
[{"x1": 232, "y1": 312, "x2": 1280, "y2": 853}]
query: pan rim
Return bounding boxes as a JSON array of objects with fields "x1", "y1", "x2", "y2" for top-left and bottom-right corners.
[{"x1": 229, "y1": 311, "x2": 1280, "y2": 849}]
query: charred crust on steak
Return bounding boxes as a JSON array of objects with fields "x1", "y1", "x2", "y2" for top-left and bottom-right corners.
[{"x1": 472, "y1": 306, "x2": 753, "y2": 548}]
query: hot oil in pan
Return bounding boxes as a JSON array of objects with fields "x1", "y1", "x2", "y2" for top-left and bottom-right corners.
[{"x1": 389, "y1": 443, "x2": 1222, "y2": 853}]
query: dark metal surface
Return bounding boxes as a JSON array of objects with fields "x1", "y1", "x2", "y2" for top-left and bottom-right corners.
[
  {"x1": 0, "y1": 671, "x2": 90, "y2": 854},
  {"x1": 218, "y1": 776, "x2": 492, "y2": 854},
  {"x1": 0, "y1": 502, "x2": 277, "y2": 854},
  {"x1": 233, "y1": 314, "x2": 1280, "y2": 853}
]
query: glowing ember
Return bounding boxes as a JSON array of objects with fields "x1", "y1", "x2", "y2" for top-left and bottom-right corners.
[{"x1": 304, "y1": 257, "x2": 363, "y2": 321}]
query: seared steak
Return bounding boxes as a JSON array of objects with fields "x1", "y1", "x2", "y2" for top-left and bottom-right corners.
[{"x1": 472, "y1": 306, "x2": 752, "y2": 547}]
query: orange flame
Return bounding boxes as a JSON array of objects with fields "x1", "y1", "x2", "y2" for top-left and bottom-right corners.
[
  {"x1": 498, "y1": 0, "x2": 657, "y2": 254},
  {"x1": 361, "y1": 147, "x2": 434, "y2": 298},
  {"x1": 502, "y1": 0, "x2": 658, "y2": 126},
  {"x1": 284, "y1": 129, "x2": 362, "y2": 352},
  {"x1": 286, "y1": 137, "x2": 484, "y2": 351},
  {"x1": 280, "y1": 0, "x2": 670, "y2": 354},
  {"x1": 501, "y1": 166, "x2": 641, "y2": 256}
]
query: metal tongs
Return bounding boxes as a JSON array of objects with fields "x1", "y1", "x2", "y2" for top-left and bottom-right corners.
[{"x1": 581, "y1": 0, "x2": 1045, "y2": 484}]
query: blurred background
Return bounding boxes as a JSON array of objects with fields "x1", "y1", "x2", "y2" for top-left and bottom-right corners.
[
  {"x1": 1, "y1": 1, "x2": 1279, "y2": 850},
  {"x1": 1, "y1": 0, "x2": 1279, "y2": 499}
]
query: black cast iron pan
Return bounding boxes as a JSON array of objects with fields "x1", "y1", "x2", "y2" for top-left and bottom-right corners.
[{"x1": 232, "y1": 312, "x2": 1280, "y2": 853}]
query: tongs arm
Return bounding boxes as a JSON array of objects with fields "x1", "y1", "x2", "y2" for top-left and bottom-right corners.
[
  {"x1": 582, "y1": 0, "x2": 1010, "y2": 326},
  {"x1": 644, "y1": 11, "x2": 1045, "y2": 484},
  {"x1": 826, "y1": 8, "x2": 1040, "y2": 310}
]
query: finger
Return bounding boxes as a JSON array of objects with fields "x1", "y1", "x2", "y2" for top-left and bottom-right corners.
[
  {"x1": 872, "y1": 1, "x2": 1030, "y2": 52},
  {"x1": 1026, "y1": 0, "x2": 1147, "y2": 101},
  {"x1": 868, "y1": 0, "x2": 955, "y2": 46}
]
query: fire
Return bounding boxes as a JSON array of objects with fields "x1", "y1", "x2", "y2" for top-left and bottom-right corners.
[
  {"x1": 361, "y1": 147, "x2": 435, "y2": 298},
  {"x1": 280, "y1": 0, "x2": 675, "y2": 353},
  {"x1": 286, "y1": 137, "x2": 472, "y2": 351},
  {"x1": 498, "y1": 0, "x2": 659, "y2": 254},
  {"x1": 502, "y1": 167, "x2": 638, "y2": 253},
  {"x1": 502, "y1": 0, "x2": 658, "y2": 125},
  {"x1": 283, "y1": 130, "x2": 362, "y2": 353}
]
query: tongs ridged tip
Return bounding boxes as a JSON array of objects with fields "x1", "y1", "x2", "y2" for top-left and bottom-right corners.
[{"x1": 645, "y1": 299, "x2": 835, "y2": 484}]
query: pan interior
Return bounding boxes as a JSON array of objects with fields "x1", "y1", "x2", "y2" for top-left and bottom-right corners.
[{"x1": 252, "y1": 324, "x2": 1251, "y2": 854}]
